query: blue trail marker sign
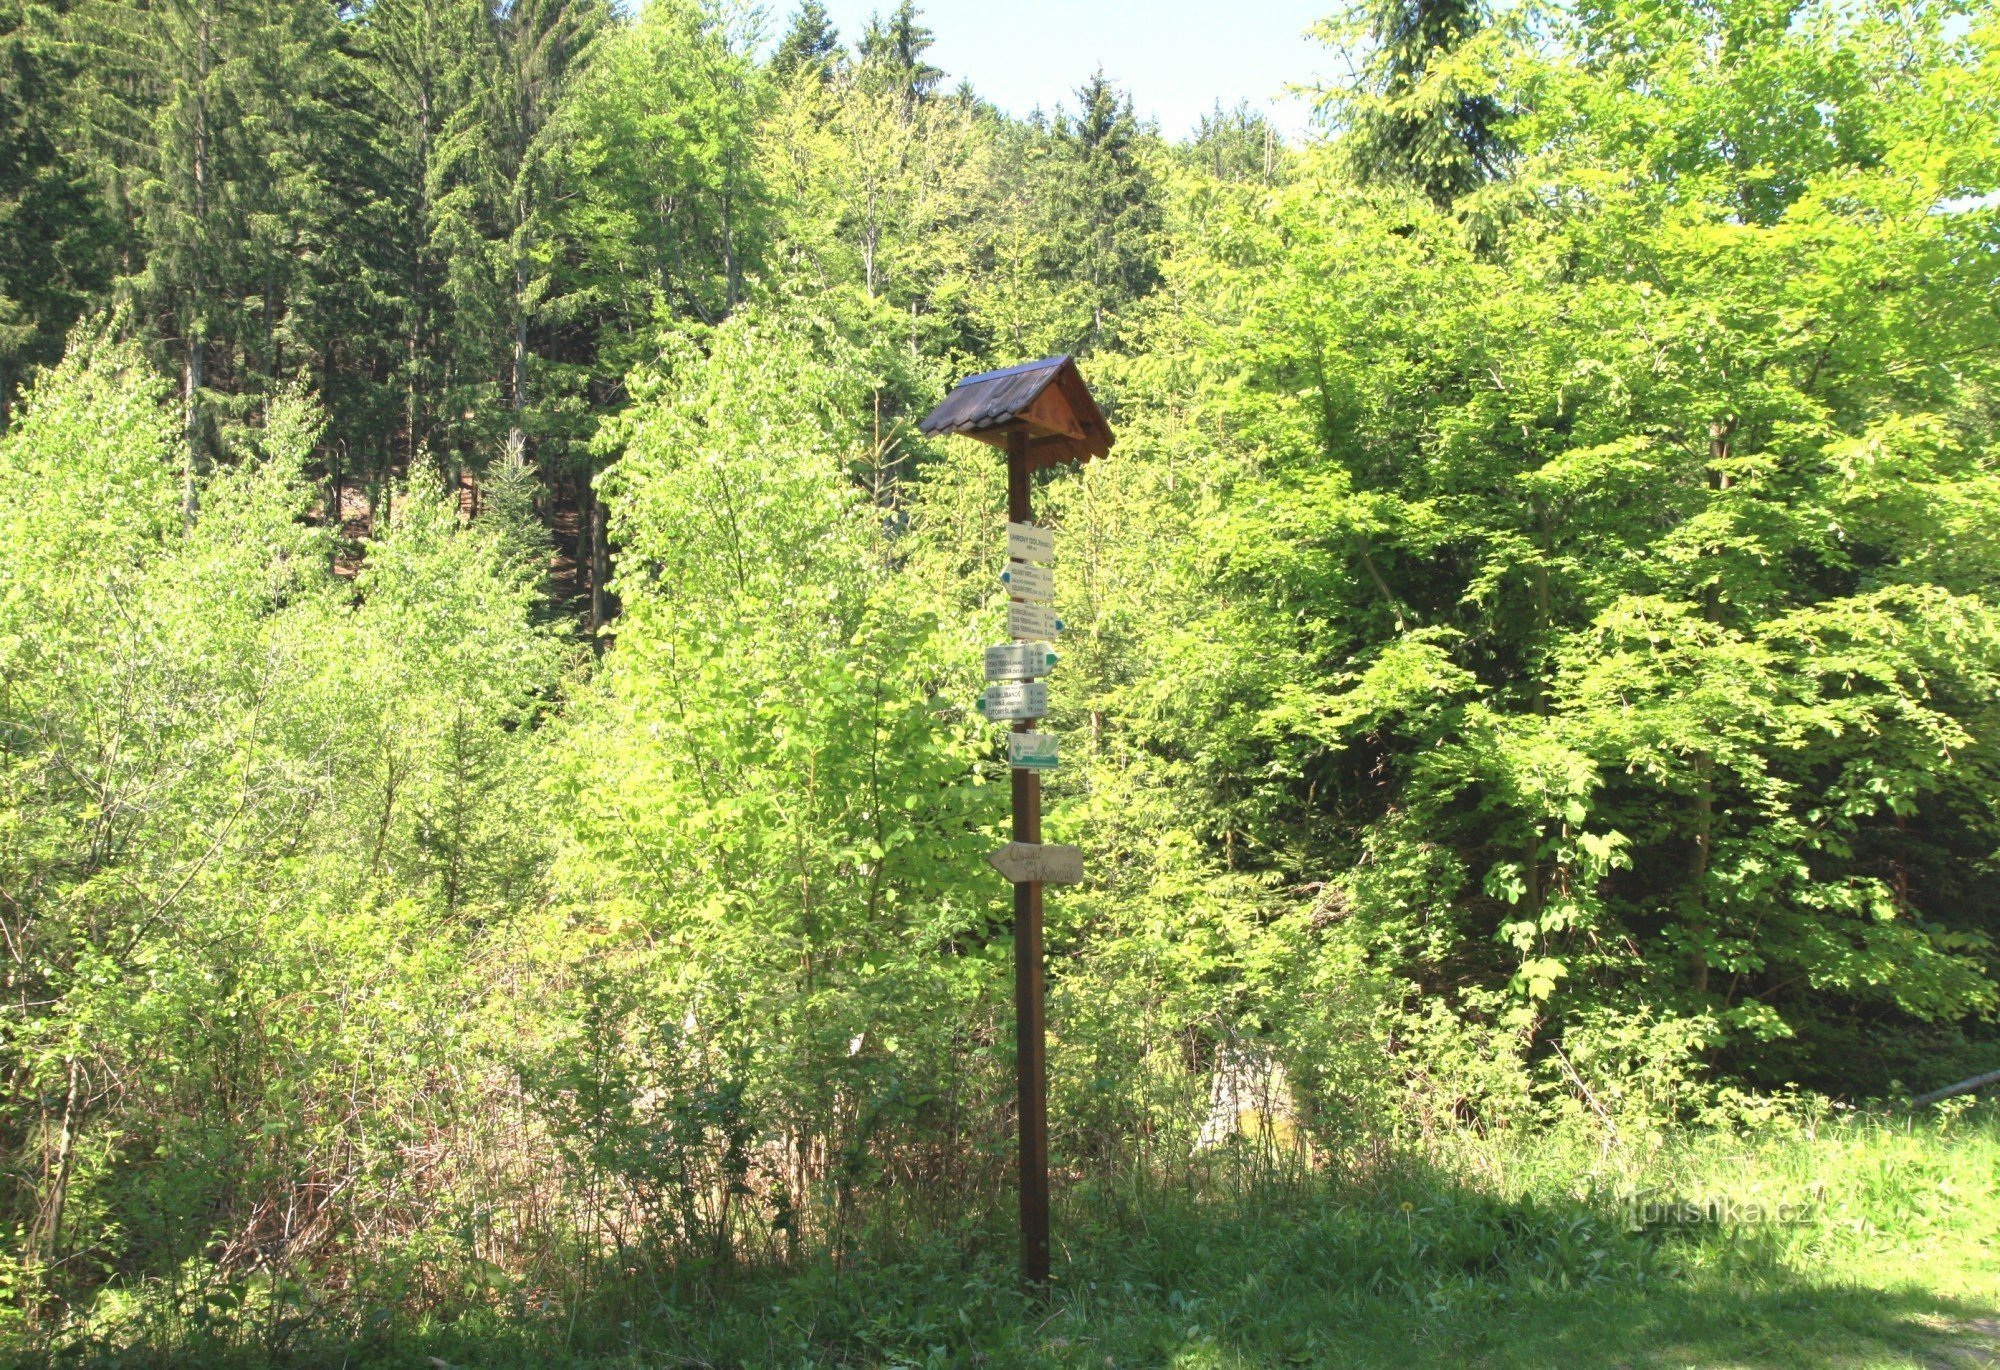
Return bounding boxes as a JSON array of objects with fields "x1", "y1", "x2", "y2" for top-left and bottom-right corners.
[{"x1": 998, "y1": 561, "x2": 1054, "y2": 603}]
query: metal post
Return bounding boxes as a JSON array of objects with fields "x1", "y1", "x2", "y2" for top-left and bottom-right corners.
[{"x1": 1007, "y1": 431, "x2": 1050, "y2": 1288}]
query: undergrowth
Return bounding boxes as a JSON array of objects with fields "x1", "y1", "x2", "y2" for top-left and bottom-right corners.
[{"x1": 14, "y1": 1102, "x2": 1996, "y2": 1368}]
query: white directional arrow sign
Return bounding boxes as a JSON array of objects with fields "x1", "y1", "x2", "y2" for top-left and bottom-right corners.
[
  {"x1": 999, "y1": 561, "x2": 1054, "y2": 604},
  {"x1": 1009, "y1": 602, "x2": 1062, "y2": 640},
  {"x1": 1006, "y1": 521, "x2": 1055, "y2": 564},
  {"x1": 987, "y1": 841, "x2": 1084, "y2": 885},
  {"x1": 977, "y1": 680, "x2": 1048, "y2": 721},
  {"x1": 985, "y1": 642, "x2": 1058, "y2": 681},
  {"x1": 1008, "y1": 732, "x2": 1058, "y2": 771}
]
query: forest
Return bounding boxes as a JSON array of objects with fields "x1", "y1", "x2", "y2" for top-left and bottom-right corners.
[{"x1": 2, "y1": 0, "x2": 1999, "y2": 1361}]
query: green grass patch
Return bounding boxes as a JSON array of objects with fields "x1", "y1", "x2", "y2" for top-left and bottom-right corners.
[{"x1": 17, "y1": 1106, "x2": 1999, "y2": 1368}]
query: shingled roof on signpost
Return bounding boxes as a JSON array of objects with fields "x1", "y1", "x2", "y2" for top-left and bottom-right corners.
[{"x1": 918, "y1": 355, "x2": 1114, "y2": 471}]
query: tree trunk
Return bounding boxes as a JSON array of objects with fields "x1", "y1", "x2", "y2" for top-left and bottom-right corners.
[
  {"x1": 182, "y1": 339, "x2": 202, "y2": 526},
  {"x1": 1688, "y1": 757, "x2": 1713, "y2": 995},
  {"x1": 588, "y1": 472, "x2": 608, "y2": 637},
  {"x1": 509, "y1": 248, "x2": 528, "y2": 455},
  {"x1": 1687, "y1": 418, "x2": 1735, "y2": 995}
]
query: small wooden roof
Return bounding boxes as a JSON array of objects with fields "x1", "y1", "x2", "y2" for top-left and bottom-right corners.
[{"x1": 918, "y1": 355, "x2": 1114, "y2": 470}]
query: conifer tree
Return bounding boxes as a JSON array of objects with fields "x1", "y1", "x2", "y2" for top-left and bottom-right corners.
[
  {"x1": 441, "y1": 0, "x2": 605, "y2": 458},
  {"x1": 66, "y1": 0, "x2": 259, "y2": 519},
  {"x1": 1325, "y1": 0, "x2": 1510, "y2": 206},
  {"x1": 857, "y1": 0, "x2": 939, "y2": 106},
  {"x1": 364, "y1": 0, "x2": 492, "y2": 477},
  {"x1": 0, "y1": 0, "x2": 109, "y2": 427},
  {"x1": 1051, "y1": 71, "x2": 1162, "y2": 349},
  {"x1": 771, "y1": 0, "x2": 838, "y2": 81}
]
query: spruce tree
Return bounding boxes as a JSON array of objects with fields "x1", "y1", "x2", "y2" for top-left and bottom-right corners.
[
  {"x1": 0, "y1": 0, "x2": 109, "y2": 427},
  {"x1": 1052, "y1": 71, "x2": 1161, "y2": 349},
  {"x1": 857, "y1": 0, "x2": 939, "y2": 106},
  {"x1": 1189, "y1": 99, "x2": 1281, "y2": 185},
  {"x1": 771, "y1": 0, "x2": 838, "y2": 81},
  {"x1": 1329, "y1": 0, "x2": 1510, "y2": 206},
  {"x1": 364, "y1": 0, "x2": 493, "y2": 479},
  {"x1": 446, "y1": 0, "x2": 605, "y2": 457},
  {"x1": 67, "y1": 0, "x2": 264, "y2": 519}
]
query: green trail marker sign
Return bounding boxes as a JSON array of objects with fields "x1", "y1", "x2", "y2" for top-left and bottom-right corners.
[{"x1": 1008, "y1": 732, "x2": 1059, "y2": 771}]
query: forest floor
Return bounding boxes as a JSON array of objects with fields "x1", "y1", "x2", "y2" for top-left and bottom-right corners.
[{"x1": 51, "y1": 1104, "x2": 1972, "y2": 1369}]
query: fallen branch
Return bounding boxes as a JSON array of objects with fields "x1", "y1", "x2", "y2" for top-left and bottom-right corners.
[{"x1": 1912, "y1": 1067, "x2": 2000, "y2": 1108}]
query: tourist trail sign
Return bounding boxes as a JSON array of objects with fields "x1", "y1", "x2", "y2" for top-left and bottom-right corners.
[
  {"x1": 985, "y1": 642, "x2": 1058, "y2": 681},
  {"x1": 978, "y1": 681, "x2": 1048, "y2": 721},
  {"x1": 998, "y1": 561, "x2": 1054, "y2": 603},
  {"x1": 918, "y1": 355, "x2": 1114, "y2": 1290},
  {"x1": 986, "y1": 841, "x2": 1084, "y2": 885},
  {"x1": 1007, "y1": 520, "x2": 1056, "y2": 564},
  {"x1": 1008, "y1": 731, "x2": 1059, "y2": 771},
  {"x1": 1008, "y1": 602, "x2": 1062, "y2": 641}
]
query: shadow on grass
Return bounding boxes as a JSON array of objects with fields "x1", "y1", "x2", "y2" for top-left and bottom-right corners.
[{"x1": 19, "y1": 1162, "x2": 1999, "y2": 1368}]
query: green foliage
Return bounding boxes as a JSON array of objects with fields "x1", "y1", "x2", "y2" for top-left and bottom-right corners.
[
  {"x1": 1317, "y1": 0, "x2": 1514, "y2": 205},
  {"x1": 0, "y1": 334, "x2": 566, "y2": 1351},
  {"x1": 1112, "y1": 0, "x2": 2000, "y2": 1089},
  {"x1": 0, "y1": 0, "x2": 110, "y2": 423},
  {"x1": 5, "y1": 0, "x2": 2000, "y2": 1357},
  {"x1": 770, "y1": 0, "x2": 839, "y2": 82},
  {"x1": 537, "y1": 303, "x2": 1005, "y2": 1255}
]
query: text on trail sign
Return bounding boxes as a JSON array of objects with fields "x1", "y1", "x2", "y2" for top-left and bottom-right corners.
[
  {"x1": 985, "y1": 642, "x2": 1058, "y2": 681},
  {"x1": 1009, "y1": 732, "x2": 1058, "y2": 771},
  {"x1": 1009, "y1": 602, "x2": 1062, "y2": 640},
  {"x1": 999, "y1": 562, "x2": 1054, "y2": 603},
  {"x1": 978, "y1": 681, "x2": 1048, "y2": 721},
  {"x1": 1007, "y1": 521, "x2": 1055, "y2": 564},
  {"x1": 987, "y1": 841, "x2": 1085, "y2": 885}
]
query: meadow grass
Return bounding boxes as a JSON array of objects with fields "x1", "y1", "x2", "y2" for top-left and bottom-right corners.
[{"x1": 23, "y1": 1104, "x2": 1999, "y2": 1368}]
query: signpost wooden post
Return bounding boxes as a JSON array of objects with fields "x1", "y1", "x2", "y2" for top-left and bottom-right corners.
[
  {"x1": 918, "y1": 355, "x2": 1114, "y2": 1290},
  {"x1": 1005, "y1": 429, "x2": 1051, "y2": 1287}
]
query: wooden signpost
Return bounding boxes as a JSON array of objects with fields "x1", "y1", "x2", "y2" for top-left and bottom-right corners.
[{"x1": 919, "y1": 356, "x2": 1114, "y2": 1289}]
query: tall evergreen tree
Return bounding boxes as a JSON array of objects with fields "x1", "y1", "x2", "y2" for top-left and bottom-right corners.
[
  {"x1": 0, "y1": 0, "x2": 109, "y2": 428},
  {"x1": 1189, "y1": 99, "x2": 1281, "y2": 185},
  {"x1": 1323, "y1": 0, "x2": 1511, "y2": 206},
  {"x1": 771, "y1": 0, "x2": 838, "y2": 81},
  {"x1": 364, "y1": 0, "x2": 491, "y2": 479},
  {"x1": 1051, "y1": 71, "x2": 1161, "y2": 349},
  {"x1": 65, "y1": 0, "x2": 386, "y2": 513},
  {"x1": 857, "y1": 0, "x2": 938, "y2": 106},
  {"x1": 446, "y1": 0, "x2": 605, "y2": 458},
  {"x1": 68, "y1": 0, "x2": 265, "y2": 519}
]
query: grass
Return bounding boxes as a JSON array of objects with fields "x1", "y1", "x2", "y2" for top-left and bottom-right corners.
[{"x1": 18, "y1": 1104, "x2": 2000, "y2": 1367}]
